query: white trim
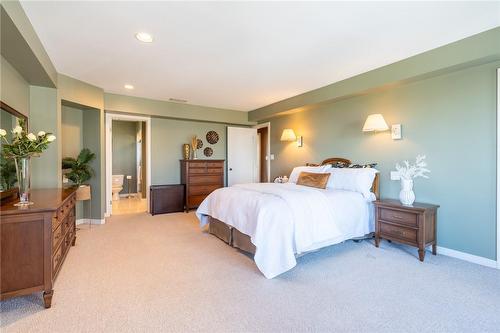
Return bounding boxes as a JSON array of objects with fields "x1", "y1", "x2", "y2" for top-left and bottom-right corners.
[
  {"x1": 497, "y1": 68, "x2": 500, "y2": 269},
  {"x1": 118, "y1": 192, "x2": 138, "y2": 198},
  {"x1": 427, "y1": 245, "x2": 497, "y2": 269},
  {"x1": 105, "y1": 113, "x2": 152, "y2": 216},
  {"x1": 253, "y1": 122, "x2": 271, "y2": 182},
  {"x1": 76, "y1": 218, "x2": 106, "y2": 225}
]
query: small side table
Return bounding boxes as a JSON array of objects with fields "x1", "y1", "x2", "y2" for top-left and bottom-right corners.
[{"x1": 374, "y1": 199, "x2": 439, "y2": 262}]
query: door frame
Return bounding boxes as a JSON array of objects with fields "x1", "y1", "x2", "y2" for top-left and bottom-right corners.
[
  {"x1": 253, "y1": 122, "x2": 271, "y2": 183},
  {"x1": 105, "y1": 113, "x2": 151, "y2": 216},
  {"x1": 496, "y1": 68, "x2": 500, "y2": 268}
]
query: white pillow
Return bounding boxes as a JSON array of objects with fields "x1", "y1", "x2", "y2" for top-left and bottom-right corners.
[
  {"x1": 326, "y1": 168, "x2": 378, "y2": 199},
  {"x1": 289, "y1": 165, "x2": 332, "y2": 184}
]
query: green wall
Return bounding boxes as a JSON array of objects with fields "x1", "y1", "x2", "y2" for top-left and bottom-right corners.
[
  {"x1": 29, "y1": 86, "x2": 59, "y2": 189},
  {"x1": 61, "y1": 105, "x2": 84, "y2": 220},
  {"x1": 105, "y1": 93, "x2": 253, "y2": 125},
  {"x1": 60, "y1": 103, "x2": 102, "y2": 220},
  {"x1": 81, "y1": 107, "x2": 102, "y2": 220},
  {"x1": 267, "y1": 60, "x2": 499, "y2": 260},
  {"x1": 151, "y1": 118, "x2": 227, "y2": 185},
  {"x1": 112, "y1": 120, "x2": 138, "y2": 194},
  {"x1": 0, "y1": 55, "x2": 29, "y2": 116},
  {"x1": 61, "y1": 105, "x2": 83, "y2": 158}
]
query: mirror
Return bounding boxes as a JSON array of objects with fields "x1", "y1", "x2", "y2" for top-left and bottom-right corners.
[{"x1": 1, "y1": 101, "x2": 28, "y2": 198}]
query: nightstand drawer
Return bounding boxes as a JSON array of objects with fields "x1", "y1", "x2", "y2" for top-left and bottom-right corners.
[
  {"x1": 380, "y1": 222, "x2": 417, "y2": 243},
  {"x1": 380, "y1": 208, "x2": 417, "y2": 227}
]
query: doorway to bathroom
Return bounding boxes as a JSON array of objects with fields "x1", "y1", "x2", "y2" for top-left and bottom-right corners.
[{"x1": 105, "y1": 113, "x2": 151, "y2": 216}]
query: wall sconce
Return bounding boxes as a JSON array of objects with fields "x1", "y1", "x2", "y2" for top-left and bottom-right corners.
[
  {"x1": 362, "y1": 114, "x2": 402, "y2": 140},
  {"x1": 362, "y1": 114, "x2": 389, "y2": 132},
  {"x1": 280, "y1": 128, "x2": 303, "y2": 147}
]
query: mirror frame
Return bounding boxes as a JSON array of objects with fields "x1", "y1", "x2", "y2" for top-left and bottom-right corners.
[
  {"x1": 1, "y1": 101, "x2": 28, "y2": 202},
  {"x1": 1, "y1": 101, "x2": 28, "y2": 128}
]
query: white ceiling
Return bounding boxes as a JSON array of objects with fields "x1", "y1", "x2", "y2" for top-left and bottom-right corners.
[{"x1": 21, "y1": 1, "x2": 500, "y2": 112}]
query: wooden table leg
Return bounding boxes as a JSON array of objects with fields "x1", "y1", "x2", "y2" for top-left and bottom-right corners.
[
  {"x1": 43, "y1": 290, "x2": 53, "y2": 308},
  {"x1": 418, "y1": 248, "x2": 425, "y2": 262},
  {"x1": 432, "y1": 243, "x2": 437, "y2": 255},
  {"x1": 375, "y1": 234, "x2": 380, "y2": 247}
]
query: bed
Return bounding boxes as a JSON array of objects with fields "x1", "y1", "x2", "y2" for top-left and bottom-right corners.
[{"x1": 196, "y1": 157, "x2": 379, "y2": 278}]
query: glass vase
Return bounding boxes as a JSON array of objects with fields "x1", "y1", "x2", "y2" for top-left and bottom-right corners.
[{"x1": 14, "y1": 156, "x2": 33, "y2": 206}]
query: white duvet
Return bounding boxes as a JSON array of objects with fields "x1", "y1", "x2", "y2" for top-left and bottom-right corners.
[{"x1": 196, "y1": 183, "x2": 374, "y2": 279}]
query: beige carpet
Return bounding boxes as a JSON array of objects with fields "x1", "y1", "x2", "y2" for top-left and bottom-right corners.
[{"x1": 1, "y1": 212, "x2": 500, "y2": 332}]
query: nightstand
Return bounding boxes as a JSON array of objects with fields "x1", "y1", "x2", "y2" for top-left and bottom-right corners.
[{"x1": 374, "y1": 199, "x2": 439, "y2": 262}]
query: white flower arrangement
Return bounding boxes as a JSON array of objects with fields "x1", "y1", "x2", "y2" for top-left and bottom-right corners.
[
  {"x1": 395, "y1": 155, "x2": 430, "y2": 180},
  {"x1": 1, "y1": 120, "x2": 56, "y2": 159}
]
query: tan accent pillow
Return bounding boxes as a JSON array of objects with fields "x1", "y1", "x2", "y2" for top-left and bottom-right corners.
[{"x1": 296, "y1": 172, "x2": 331, "y2": 189}]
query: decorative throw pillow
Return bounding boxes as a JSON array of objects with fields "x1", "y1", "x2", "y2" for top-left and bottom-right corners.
[
  {"x1": 348, "y1": 163, "x2": 378, "y2": 169},
  {"x1": 296, "y1": 172, "x2": 331, "y2": 189},
  {"x1": 289, "y1": 165, "x2": 332, "y2": 183},
  {"x1": 330, "y1": 162, "x2": 378, "y2": 168}
]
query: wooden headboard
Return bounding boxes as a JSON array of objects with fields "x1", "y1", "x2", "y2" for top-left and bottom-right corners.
[{"x1": 307, "y1": 157, "x2": 380, "y2": 199}]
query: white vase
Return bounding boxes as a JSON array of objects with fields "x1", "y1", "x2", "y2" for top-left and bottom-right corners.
[{"x1": 399, "y1": 178, "x2": 415, "y2": 206}]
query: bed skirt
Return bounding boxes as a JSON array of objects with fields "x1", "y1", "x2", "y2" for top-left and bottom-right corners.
[
  {"x1": 207, "y1": 216, "x2": 373, "y2": 256},
  {"x1": 208, "y1": 216, "x2": 256, "y2": 254}
]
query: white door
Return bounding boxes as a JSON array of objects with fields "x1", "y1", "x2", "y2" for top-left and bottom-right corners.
[{"x1": 227, "y1": 127, "x2": 258, "y2": 186}]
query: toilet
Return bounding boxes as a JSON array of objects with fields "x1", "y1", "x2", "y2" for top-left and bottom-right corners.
[{"x1": 112, "y1": 175, "x2": 124, "y2": 201}]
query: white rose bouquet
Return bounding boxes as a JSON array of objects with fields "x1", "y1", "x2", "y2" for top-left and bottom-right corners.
[{"x1": 0, "y1": 120, "x2": 56, "y2": 159}]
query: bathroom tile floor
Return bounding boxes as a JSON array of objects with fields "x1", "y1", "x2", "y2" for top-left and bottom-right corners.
[{"x1": 112, "y1": 196, "x2": 148, "y2": 215}]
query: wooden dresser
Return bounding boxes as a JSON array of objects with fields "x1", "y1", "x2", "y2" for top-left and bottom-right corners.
[
  {"x1": 374, "y1": 199, "x2": 439, "y2": 262},
  {"x1": 180, "y1": 159, "x2": 225, "y2": 211},
  {"x1": 0, "y1": 187, "x2": 77, "y2": 308}
]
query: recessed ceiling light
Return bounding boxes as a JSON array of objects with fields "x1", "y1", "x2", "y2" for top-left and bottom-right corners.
[
  {"x1": 124, "y1": 84, "x2": 134, "y2": 90},
  {"x1": 135, "y1": 32, "x2": 153, "y2": 43}
]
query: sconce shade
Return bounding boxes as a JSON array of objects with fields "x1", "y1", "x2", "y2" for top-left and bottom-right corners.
[
  {"x1": 280, "y1": 128, "x2": 297, "y2": 141},
  {"x1": 362, "y1": 114, "x2": 389, "y2": 132}
]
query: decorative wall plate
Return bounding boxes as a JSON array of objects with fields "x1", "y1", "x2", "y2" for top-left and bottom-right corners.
[
  {"x1": 203, "y1": 147, "x2": 213, "y2": 157},
  {"x1": 196, "y1": 139, "x2": 203, "y2": 149},
  {"x1": 206, "y1": 131, "x2": 219, "y2": 144}
]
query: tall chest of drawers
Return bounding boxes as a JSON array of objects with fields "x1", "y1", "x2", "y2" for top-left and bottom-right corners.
[
  {"x1": 0, "y1": 187, "x2": 77, "y2": 308},
  {"x1": 180, "y1": 159, "x2": 225, "y2": 211}
]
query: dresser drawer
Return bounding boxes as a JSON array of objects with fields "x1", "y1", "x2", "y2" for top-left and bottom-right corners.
[
  {"x1": 52, "y1": 245, "x2": 63, "y2": 274},
  {"x1": 188, "y1": 194, "x2": 207, "y2": 207},
  {"x1": 189, "y1": 184, "x2": 221, "y2": 196},
  {"x1": 52, "y1": 215, "x2": 61, "y2": 231},
  {"x1": 380, "y1": 222, "x2": 417, "y2": 243},
  {"x1": 189, "y1": 162, "x2": 207, "y2": 168},
  {"x1": 207, "y1": 162, "x2": 223, "y2": 168},
  {"x1": 380, "y1": 208, "x2": 417, "y2": 227},
  {"x1": 189, "y1": 168, "x2": 208, "y2": 174},
  {"x1": 189, "y1": 175, "x2": 222, "y2": 185},
  {"x1": 207, "y1": 168, "x2": 222, "y2": 174},
  {"x1": 52, "y1": 224, "x2": 64, "y2": 252}
]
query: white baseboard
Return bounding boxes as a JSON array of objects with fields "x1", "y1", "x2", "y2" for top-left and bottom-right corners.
[
  {"x1": 427, "y1": 245, "x2": 498, "y2": 269},
  {"x1": 119, "y1": 193, "x2": 138, "y2": 198},
  {"x1": 76, "y1": 218, "x2": 106, "y2": 225}
]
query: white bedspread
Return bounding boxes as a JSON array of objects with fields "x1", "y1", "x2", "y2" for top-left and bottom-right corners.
[{"x1": 196, "y1": 183, "x2": 374, "y2": 279}]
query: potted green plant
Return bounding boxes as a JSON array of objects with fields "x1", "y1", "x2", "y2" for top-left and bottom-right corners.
[
  {"x1": 0, "y1": 154, "x2": 17, "y2": 190},
  {"x1": 1, "y1": 119, "x2": 56, "y2": 206},
  {"x1": 62, "y1": 148, "x2": 96, "y2": 201}
]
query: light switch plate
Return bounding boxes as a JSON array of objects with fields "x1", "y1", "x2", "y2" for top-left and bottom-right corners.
[
  {"x1": 270, "y1": 154, "x2": 275, "y2": 160},
  {"x1": 391, "y1": 124, "x2": 402, "y2": 140},
  {"x1": 390, "y1": 171, "x2": 401, "y2": 180}
]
